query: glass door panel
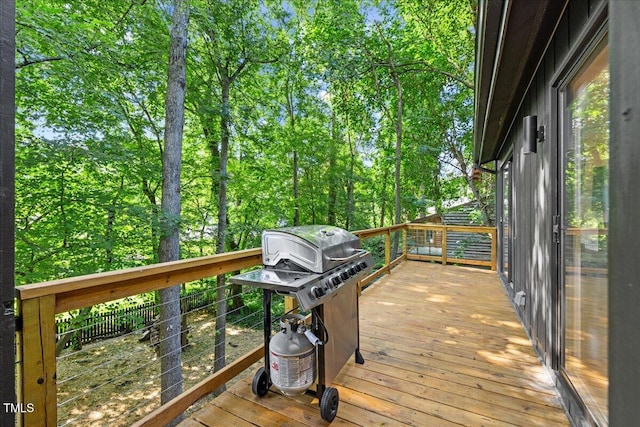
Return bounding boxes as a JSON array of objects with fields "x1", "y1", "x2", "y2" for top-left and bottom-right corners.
[
  {"x1": 501, "y1": 162, "x2": 511, "y2": 284},
  {"x1": 562, "y1": 38, "x2": 609, "y2": 425}
]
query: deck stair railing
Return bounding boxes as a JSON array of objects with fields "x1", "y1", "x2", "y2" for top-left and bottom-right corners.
[{"x1": 13, "y1": 223, "x2": 495, "y2": 427}]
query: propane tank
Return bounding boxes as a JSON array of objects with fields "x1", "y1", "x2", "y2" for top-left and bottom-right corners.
[{"x1": 269, "y1": 314, "x2": 317, "y2": 396}]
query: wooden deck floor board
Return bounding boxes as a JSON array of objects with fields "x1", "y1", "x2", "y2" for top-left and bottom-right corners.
[
  {"x1": 181, "y1": 262, "x2": 569, "y2": 427},
  {"x1": 231, "y1": 378, "x2": 360, "y2": 427},
  {"x1": 211, "y1": 392, "x2": 302, "y2": 426},
  {"x1": 189, "y1": 403, "x2": 255, "y2": 427},
  {"x1": 356, "y1": 347, "x2": 562, "y2": 407},
  {"x1": 336, "y1": 373, "x2": 514, "y2": 427},
  {"x1": 358, "y1": 336, "x2": 554, "y2": 393},
  {"x1": 360, "y1": 329, "x2": 542, "y2": 368},
  {"x1": 341, "y1": 358, "x2": 568, "y2": 423},
  {"x1": 334, "y1": 382, "x2": 461, "y2": 427},
  {"x1": 339, "y1": 363, "x2": 567, "y2": 426}
]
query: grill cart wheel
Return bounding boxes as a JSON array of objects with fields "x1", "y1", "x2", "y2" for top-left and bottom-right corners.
[
  {"x1": 320, "y1": 387, "x2": 339, "y2": 422},
  {"x1": 252, "y1": 367, "x2": 270, "y2": 397}
]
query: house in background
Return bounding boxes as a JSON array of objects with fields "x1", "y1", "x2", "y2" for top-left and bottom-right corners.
[{"x1": 474, "y1": 0, "x2": 640, "y2": 425}]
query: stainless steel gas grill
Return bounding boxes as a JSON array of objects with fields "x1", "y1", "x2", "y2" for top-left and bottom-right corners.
[{"x1": 229, "y1": 225, "x2": 373, "y2": 422}]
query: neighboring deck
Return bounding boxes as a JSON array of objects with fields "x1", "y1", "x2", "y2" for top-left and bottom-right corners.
[{"x1": 180, "y1": 261, "x2": 569, "y2": 426}]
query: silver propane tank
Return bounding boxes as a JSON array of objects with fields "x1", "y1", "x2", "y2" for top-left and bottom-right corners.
[{"x1": 269, "y1": 314, "x2": 319, "y2": 396}]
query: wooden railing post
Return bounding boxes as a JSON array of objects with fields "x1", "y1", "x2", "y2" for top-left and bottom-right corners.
[
  {"x1": 441, "y1": 226, "x2": 448, "y2": 266},
  {"x1": 490, "y1": 228, "x2": 497, "y2": 271},
  {"x1": 402, "y1": 227, "x2": 408, "y2": 258},
  {"x1": 384, "y1": 229, "x2": 391, "y2": 273},
  {"x1": 284, "y1": 296, "x2": 298, "y2": 314},
  {"x1": 17, "y1": 295, "x2": 57, "y2": 427}
]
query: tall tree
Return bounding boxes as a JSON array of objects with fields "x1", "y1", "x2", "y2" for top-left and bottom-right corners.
[
  {"x1": 157, "y1": 0, "x2": 189, "y2": 420},
  {"x1": 13, "y1": 0, "x2": 486, "y2": 289},
  {"x1": 363, "y1": 20, "x2": 406, "y2": 253},
  {"x1": 374, "y1": 23, "x2": 404, "y2": 253},
  {"x1": 190, "y1": 0, "x2": 279, "y2": 383},
  {"x1": 396, "y1": 0, "x2": 490, "y2": 222},
  {"x1": 15, "y1": 0, "x2": 170, "y2": 282}
]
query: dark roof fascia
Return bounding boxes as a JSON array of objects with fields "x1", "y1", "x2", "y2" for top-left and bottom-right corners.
[
  {"x1": 473, "y1": 0, "x2": 506, "y2": 167},
  {"x1": 474, "y1": 0, "x2": 568, "y2": 165}
]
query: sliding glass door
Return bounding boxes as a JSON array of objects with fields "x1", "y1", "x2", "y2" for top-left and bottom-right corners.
[
  {"x1": 560, "y1": 36, "x2": 609, "y2": 425},
  {"x1": 500, "y1": 161, "x2": 512, "y2": 287}
]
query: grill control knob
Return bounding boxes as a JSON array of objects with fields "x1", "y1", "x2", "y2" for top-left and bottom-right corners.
[
  {"x1": 358, "y1": 261, "x2": 367, "y2": 270},
  {"x1": 311, "y1": 286, "x2": 326, "y2": 298},
  {"x1": 355, "y1": 263, "x2": 362, "y2": 272},
  {"x1": 349, "y1": 267, "x2": 357, "y2": 276},
  {"x1": 340, "y1": 271, "x2": 349, "y2": 280},
  {"x1": 332, "y1": 276, "x2": 341, "y2": 287}
]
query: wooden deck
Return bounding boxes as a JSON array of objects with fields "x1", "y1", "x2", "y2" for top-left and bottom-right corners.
[{"x1": 180, "y1": 261, "x2": 569, "y2": 426}]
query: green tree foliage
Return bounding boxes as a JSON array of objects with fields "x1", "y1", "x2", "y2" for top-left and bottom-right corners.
[
  {"x1": 16, "y1": 0, "x2": 169, "y2": 284},
  {"x1": 15, "y1": 0, "x2": 489, "y2": 286}
]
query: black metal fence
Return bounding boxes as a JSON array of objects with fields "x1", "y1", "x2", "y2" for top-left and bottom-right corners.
[{"x1": 55, "y1": 292, "x2": 216, "y2": 349}]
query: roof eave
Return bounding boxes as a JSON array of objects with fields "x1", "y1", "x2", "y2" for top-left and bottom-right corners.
[{"x1": 473, "y1": 0, "x2": 568, "y2": 166}]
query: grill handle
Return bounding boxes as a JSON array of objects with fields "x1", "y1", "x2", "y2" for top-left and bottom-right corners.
[{"x1": 327, "y1": 249, "x2": 366, "y2": 263}]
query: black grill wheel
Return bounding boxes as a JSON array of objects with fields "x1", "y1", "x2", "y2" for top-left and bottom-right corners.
[
  {"x1": 251, "y1": 367, "x2": 270, "y2": 397},
  {"x1": 320, "y1": 386, "x2": 339, "y2": 422}
]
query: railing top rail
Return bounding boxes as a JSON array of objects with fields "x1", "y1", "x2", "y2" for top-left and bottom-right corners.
[
  {"x1": 17, "y1": 248, "x2": 262, "y2": 304},
  {"x1": 16, "y1": 223, "x2": 497, "y2": 308},
  {"x1": 566, "y1": 227, "x2": 608, "y2": 234},
  {"x1": 354, "y1": 223, "x2": 408, "y2": 239},
  {"x1": 407, "y1": 223, "x2": 496, "y2": 233}
]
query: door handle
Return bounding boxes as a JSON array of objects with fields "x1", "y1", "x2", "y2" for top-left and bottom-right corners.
[{"x1": 553, "y1": 215, "x2": 561, "y2": 243}]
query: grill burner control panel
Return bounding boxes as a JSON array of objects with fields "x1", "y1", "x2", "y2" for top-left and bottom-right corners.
[
  {"x1": 229, "y1": 251, "x2": 374, "y2": 311},
  {"x1": 300, "y1": 256, "x2": 372, "y2": 310}
]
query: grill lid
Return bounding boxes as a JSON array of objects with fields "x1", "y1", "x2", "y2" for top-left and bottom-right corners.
[
  {"x1": 268, "y1": 225, "x2": 357, "y2": 249},
  {"x1": 262, "y1": 225, "x2": 361, "y2": 273}
]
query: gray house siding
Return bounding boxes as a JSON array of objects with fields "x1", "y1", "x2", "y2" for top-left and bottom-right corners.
[
  {"x1": 609, "y1": 2, "x2": 640, "y2": 425},
  {"x1": 478, "y1": 0, "x2": 640, "y2": 424},
  {"x1": 495, "y1": 1, "x2": 608, "y2": 424},
  {"x1": 499, "y1": 0, "x2": 604, "y2": 357}
]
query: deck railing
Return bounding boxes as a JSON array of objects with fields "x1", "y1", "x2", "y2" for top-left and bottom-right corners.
[
  {"x1": 14, "y1": 223, "x2": 495, "y2": 427},
  {"x1": 406, "y1": 223, "x2": 497, "y2": 270}
]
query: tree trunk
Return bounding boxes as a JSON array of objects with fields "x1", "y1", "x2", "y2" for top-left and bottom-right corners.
[
  {"x1": 180, "y1": 283, "x2": 189, "y2": 348},
  {"x1": 141, "y1": 178, "x2": 160, "y2": 263},
  {"x1": 203, "y1": 122, "x2": 220, "y2": 212},
  {"x1": 286, "y1": 80, "x2": 300, "y2": 226},
  {"x1": 293, "y1": 150, "x2": 299, "y2": 225},
  {"x1": 157, "y1": 2, "x2": 188, "y2": 423},
  {"x1": 379, "y1": 159, "x2": 389, "y2": 227},
  {"x1": 228, "y1": 233, "x2": 244, "y2": 312},
  {"x1": 371, "y1": 23, "x2": 404, "y2": 251},
  {"x1": 327, "y1": 106, "x2": 339, "y2": 225},
  {"x1": 212, "y1": 53, "x2": 247, "y2": 395},
  {"x1": 346, "y1": 123, "x2": 355, "y2": 230},
  {"x1": 214, "y1": 72, "x2": 231, "y2": 394},
  {"x1": 392, "y1": 72, "x2": 403, "y2": 257}
]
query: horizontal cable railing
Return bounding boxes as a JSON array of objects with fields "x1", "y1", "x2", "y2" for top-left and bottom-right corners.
[
  {"x1": 406, "y1": 223, "x2": 497, "y2": 271},
  {"x1": 54, "y1": 284, "x2": 275, "y2": 427},
  {"x1": 14, "y1": 224, "x2": 494, "y2": 426},
  {"x1": 16, "y1": 248, "x2": 262, "y2": 427}
]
